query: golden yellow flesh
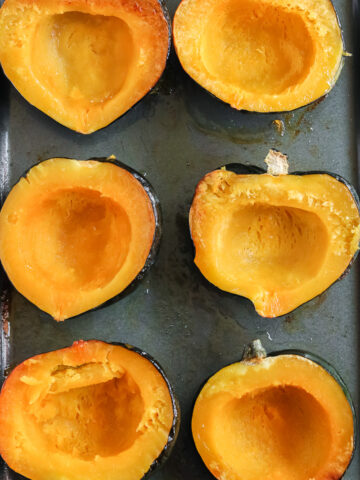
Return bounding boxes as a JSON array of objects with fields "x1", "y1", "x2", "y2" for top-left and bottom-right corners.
[
  {"x1": 25, "y1": 188, "x2": 131, "y2": 290},
  {"x1": 190, "y1": 171, "x2": 360, "y2": 317},
  {"x1": 33, "y1": 369, "x2": 144, "y2": 460},
  {"x1": 32, "y1": 12, "x2": 135, "y2": 105},
  {"x1": 192, "y1": 355, "x2": 354, "y2": 480},
  {"x1": 0, "y1": 0, "x2": 169, "y2": 132},
  {"x1": 219, "y1": 386, "x2": 330, "y2": 479},
  {"x1": 221, "y1": 205, "x2": 328, "y2": 289},
  {"x1": 174, "y1": 0, "x2": 344, "y2": 111},
  {"x1": 0, "y1": 159, "x2": 156, "y2": 320},
  {"x1": 201, "y1": 0, "x2": 314, "y2": 95}
]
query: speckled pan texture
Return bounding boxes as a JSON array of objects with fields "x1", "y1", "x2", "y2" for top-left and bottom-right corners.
[{"x1": 0, "y1": 0, "x2": 360, "y2": 479}]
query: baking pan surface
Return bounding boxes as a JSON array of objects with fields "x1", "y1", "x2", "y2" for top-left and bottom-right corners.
[{"x1": 0, "y1": 0, "x2": 359, "y2": 478}]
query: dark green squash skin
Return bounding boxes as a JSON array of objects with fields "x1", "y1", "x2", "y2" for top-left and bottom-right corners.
[
  {"x1": 190, "y1": 162, "x2": 360, "y2": 317},
  {"x1": 174, "y1": 0, "x2": 344, "y2": 114},
  {"x1": 0, "y1": 340, "x2": 180, "y2": 480},
  {"x1": 0, "y1": 157, "x2": 162, "y2": 320},
  {"x1": 192, "y1": 341, "x2": 356, "y2": 480}
]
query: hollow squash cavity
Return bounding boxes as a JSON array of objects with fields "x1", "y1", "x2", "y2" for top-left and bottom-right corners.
[
  {"x1": 0, "y1": 159, "x2": 158, "y2": 320},
  {"x1": 219, "y1": 386, "x2": 330, "y2": 480},
  {"x1": 32, "y1": 12, "x2": 135, "y2": 105},
  {"x1": 0, "y1": 341, "x2": 176, "y2": 480},
  {"x1": 221, "y1": 205, "x2": 328, "y2": 289},
  {"x1": 36, "y1": 373, "x2": 144, "y2": 460},
  {"x1": 174, "y1": 0, "x2": 344, "y2": 111},
  {"x1": 201, "y1": 0, "x2": 315, "y2": 95},
  {"x1": 29, "y1": 188, "x2": 131, "y2": 290}
]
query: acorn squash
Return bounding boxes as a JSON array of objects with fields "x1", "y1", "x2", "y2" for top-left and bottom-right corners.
[
  {"x1": 192, "y1": 340, "x2": 355, "y2": 480},
  {"x1": 0, "y1": 158, "x2": 160, "y2": 321},
  {"x1": 0, "y1": 0, "x2": 170, "y2": 133},
  {"x1": 189, "y1": 150, "x2": 360, "y2": 317},
  {"x1": 0, "y1": 340, "x2": 179, "y2": 480},
  {"x1": 174, "y1": 0, "x2": 344, "y2": 112}
]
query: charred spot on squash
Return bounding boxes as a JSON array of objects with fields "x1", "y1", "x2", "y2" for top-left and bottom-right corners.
[
  {"x1": 0, "y1": 158, "x2": 160, "y2": 321},
  {"x1": 192, "y1": 348, "x2": 355, "y2": 480},
  {"x1": 174, "y1": 0, "x2": 344, "y2": 112},
  {"x1": 189, "y1": 161, "x2": 360, "y2": 317},
  {"x1": 0, "y1": 0, "x2": 170, "y2": 133},
  {"x1": 0, "y1": 340, "x2": 177, "y2": 480}
]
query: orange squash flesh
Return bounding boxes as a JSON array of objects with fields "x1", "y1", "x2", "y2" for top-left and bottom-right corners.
[
  {"x1": 0, "y1": 340, "x2": 175, "y2": 480},
  {"x1": 0, "y1": 0, "x2": 169, "y2": 133},
  {"x1": 0, "y1": 159, "x2": 156, "y2": 320},
  {"x1": 192, "y1": 353, "x2": 354, "y2": 480},
  {"x1": 174, "y1": 0, "x2": 344, "y2": 112},
  {"x1": 190, "y1": 169, "x2": 360, "y2": 317}
]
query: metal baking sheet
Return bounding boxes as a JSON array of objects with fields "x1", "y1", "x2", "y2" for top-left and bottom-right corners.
[{"x1": 1, "y1": 0, "x2": 359, "y2": 478}]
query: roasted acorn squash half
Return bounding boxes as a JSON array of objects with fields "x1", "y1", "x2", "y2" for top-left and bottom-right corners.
[
  {"x1": 174, "y1": 0, "x2": 344, "y2": 112},
  {"x1": 0, "y1": 157, "x2": 161, "y2": 321},
  {"x1": 192, "y1": 340, "x2": 355, "y2": 480},
  {"x1": 0, "y1": 340, "x2": 179, "y2": 480},
  {"x1": 189, "y1": 150, "x2": 360, "y2": 317},
  {"x1": 0, "y1": 0, "x2": 170, "y2": 133}
]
